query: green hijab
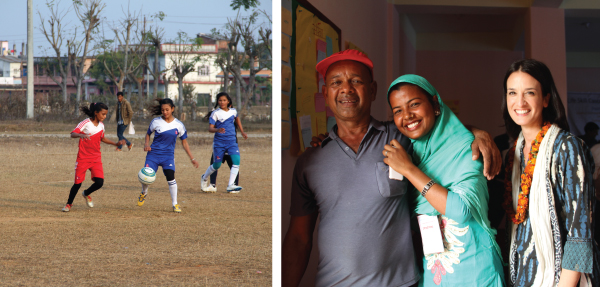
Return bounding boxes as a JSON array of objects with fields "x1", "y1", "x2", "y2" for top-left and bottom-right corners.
[{"x1": 387, "y1": 74, "x2": 501, "y2": 258}]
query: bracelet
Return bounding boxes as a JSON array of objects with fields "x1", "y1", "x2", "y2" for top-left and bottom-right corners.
[
  {"x1": 421, "y1": 179, "x2": 436, "y2": 197},
  {"x1": 191, "y1": 158, "x2": 196, "y2": 162}
]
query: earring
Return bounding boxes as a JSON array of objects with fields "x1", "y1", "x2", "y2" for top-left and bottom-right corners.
[{"x1": 435, "y1": 110, "x2": 440, "y2": 116}]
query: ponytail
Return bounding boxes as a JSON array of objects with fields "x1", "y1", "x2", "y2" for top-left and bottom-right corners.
[
  {"x1": 80, "y1": 102, "x2": 108, "y2": 120},
  {"x1": 149, "y1": 98, "x2": 176, "y2": 116}
]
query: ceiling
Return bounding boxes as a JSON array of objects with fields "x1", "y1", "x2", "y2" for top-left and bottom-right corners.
[{"x1": 392, "y1": 1, "x2": 600, "y2": 57}]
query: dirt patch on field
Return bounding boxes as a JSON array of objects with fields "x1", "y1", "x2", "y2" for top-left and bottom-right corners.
[{"x1": 0, "y1": 128, "x2": 272, "y2": 286}]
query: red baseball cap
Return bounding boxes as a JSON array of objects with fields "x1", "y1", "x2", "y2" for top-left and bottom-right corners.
[{"x1": 316, "y1": 49, "x2": 373, "y2": 78}]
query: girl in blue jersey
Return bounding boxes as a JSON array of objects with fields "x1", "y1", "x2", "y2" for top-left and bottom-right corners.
[
  {"x1": 200, "y1": 92, "x2": 248, "y2": 193},
  {"x1": 137, "y1": 98, "x2": 199, "y2": 212}
]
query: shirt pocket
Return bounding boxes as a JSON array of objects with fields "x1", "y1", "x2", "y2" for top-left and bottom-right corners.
[{"x1": 375, "y1": 162, "x2": 407, "y2": 198}]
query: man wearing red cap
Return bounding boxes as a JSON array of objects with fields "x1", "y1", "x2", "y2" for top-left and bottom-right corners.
[{"x1": 282, "y1": 50, "x2": 500, "y2": 286}]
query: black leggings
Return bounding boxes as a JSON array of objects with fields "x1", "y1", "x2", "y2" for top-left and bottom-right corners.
[
  {"x1": 209, "y1": 153, "x2": 239, "y2": 185},
  {"x1": 164, "y1": 169, "x2": 175, "y2": 182},
  {"x1": 67, "y1": 177, "x2": 104, "y2": 205}
]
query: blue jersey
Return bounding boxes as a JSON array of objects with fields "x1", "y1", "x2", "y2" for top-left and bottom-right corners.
[
  {"x1": 146, "y1": 116, "x2": 187, "y2": 157},
  {"x1": 210, "y1": 107, "x2": 237, "y2": 147}
]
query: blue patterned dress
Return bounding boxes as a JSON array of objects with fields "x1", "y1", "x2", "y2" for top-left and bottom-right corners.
[{"x1": 508, "y1": 130, "x2": 600, "y2": 286}]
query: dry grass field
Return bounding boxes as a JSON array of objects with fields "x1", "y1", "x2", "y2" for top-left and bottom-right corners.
[{"x1": 0, "y1": 121, "x2": 272, "y2": 286}]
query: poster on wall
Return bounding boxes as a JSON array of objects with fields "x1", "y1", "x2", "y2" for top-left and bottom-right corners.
[
  {"x1": 291, "y1": 0, "x2": 341, "y2": 152},
  {"x1": 282, "y1": 4, "x2": 294, "y2": 151},
  {"x1": 567, "y1": 93, "x2": 600, "y2": 136}
]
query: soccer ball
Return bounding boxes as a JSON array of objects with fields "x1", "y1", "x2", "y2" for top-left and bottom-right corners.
[{"x1": 138, "y1": 167, "x2": 156, "y2": 185}]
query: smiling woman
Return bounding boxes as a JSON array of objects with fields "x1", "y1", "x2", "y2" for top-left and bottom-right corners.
[
  {"x1": 501, "y1": 59, "x2": 600, "y2": 286},
  {"x1": 383, "y1": 74, "x2": 505, "y2": 287},
  {"x1": 388, "y1": 84, "x2": 439, "y2": 140}
]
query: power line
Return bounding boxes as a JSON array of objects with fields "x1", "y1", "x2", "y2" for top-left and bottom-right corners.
[
  {"x1": 167, "y1": 15, "x2": 230, "y2": 19},
  {"x1": 162, "y1": 21, "x2": 228, "y2": 25}
]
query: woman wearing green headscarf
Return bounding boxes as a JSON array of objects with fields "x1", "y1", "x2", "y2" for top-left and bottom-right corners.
[{"x1": 382, "y1": 74, "x2": 504, "y2": 286}]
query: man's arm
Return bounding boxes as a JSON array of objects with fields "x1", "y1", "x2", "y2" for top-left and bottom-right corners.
[
  {"x1": 126, "y1": 101, "x2": 134, "y2": 122},
  {"x1": 465, "y1": 125, "x2": 502, "y2": 180},
  {"x1": 282, "y1": 212, "x2": 318, "y2": 287}
]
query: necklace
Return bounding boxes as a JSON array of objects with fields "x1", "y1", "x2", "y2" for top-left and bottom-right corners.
[{"x1": 502, "y1": 122, "x2": 552, "y2": 225}]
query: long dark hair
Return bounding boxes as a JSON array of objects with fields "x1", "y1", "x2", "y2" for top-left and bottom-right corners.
[
  {"x1": 204, "y1": 92, "x2": 234, "y2": 121},
  {"x1": 501, "y1": 59, "x2": 569, "y2": 139},
  {"x1": 80, "y1": 102, "x2": 108, "y2": 120},
  {"x1": 149, "y1": 98, "x2": 176, "y2": 116}
]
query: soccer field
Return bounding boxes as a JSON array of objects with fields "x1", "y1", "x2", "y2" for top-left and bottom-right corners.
[{"x1": 0, "y1": 131, "x2": 272, "y2": 286}]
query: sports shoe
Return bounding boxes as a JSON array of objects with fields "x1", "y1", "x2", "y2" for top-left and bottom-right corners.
[
  {"x1": 82, "y1": 192, "x2": 93, "y2": 207},
  {"x1": 137, "y1": 192, "x2": 146, "y2": 206},
  {"x1": 128, "y1": 143, "x2": 134, "y2": 151},
  {"x1": 62, "y1": 204, "x2": 72, "y2": 212},
  {"x1": 227, "y1": 184, "x2": 243, "y2": 193},
  {"x1": 200, "y1": 175, "x2": 210, "y2": 192},
  {"x1": 115, "y1": 148, "x2": 122, "y2": 152},
  {"x1": 203, "y1": 184, "x2": 217, "y2": 193},
  {"x1": 173, "y1": 204, "x2": 181, "y2": 213}
]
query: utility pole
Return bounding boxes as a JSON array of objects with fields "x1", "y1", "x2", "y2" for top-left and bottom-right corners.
[
  {"x1": 144, "y1": 16, "x2": 149, "y2": 99},
  {"x1": 26, "y1": 0, "x2": 34, "y2": 119}
]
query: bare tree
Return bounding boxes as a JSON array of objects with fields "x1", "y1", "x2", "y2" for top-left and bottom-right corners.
[
  {"x1": 211, "y1": 20, "x2": 240, "y2": 99},
  {"x1": 146, "y1": 12, "x2": 166, "y2": 99},
  {"x1": 38, "y1": 0, "x2": 74, "y2": 103},
  {"x1": 258, "y1": 9, "x2": 272, "y2": 57},
  {"x1": 70, "y1": 0, "x2": 105, "y2": 103},
  {"x1": 98, "y1": 5, "x2": 147, "y2": 100},
  {"x1": 164, "y1": 31, "x2": 205, "y2": 113},
  {"x1": 229, "y1": 11, "x2": 270, "y2": 116},
  {"x1": 212, "y1": 10, "x2": 270, "y2": 117}
]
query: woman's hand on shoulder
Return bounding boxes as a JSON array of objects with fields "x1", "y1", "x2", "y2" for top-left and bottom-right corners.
[{"x1": 383, "y1": 139, "x2": 414, "y2": 175}]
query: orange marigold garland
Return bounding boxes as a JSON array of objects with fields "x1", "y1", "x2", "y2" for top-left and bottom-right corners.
[{"x1": 502, "y1": 122, "x2": 552, "y2": 224}]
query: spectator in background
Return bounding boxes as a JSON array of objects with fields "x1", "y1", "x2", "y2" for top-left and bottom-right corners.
[
  {"x1": 115, "y1": 92, "x2": 134, "y2": 151},
  {"x1": 580, "y1": 121, "x2": 599, "y2": 148}
]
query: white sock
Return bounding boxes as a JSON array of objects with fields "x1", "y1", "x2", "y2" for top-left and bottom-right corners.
[
  {"x1": 229, "y1": 165, "x2": 239, "y2": 186},
  {"x1": 141, "y1": 184, "x2": 149, "y2": 195},
  {"x1": 202, "y1": 165, "x2": 216, "y2": 181},
  {"x1": 168, "y1": 179, "x2": 177, "y2": 206}
]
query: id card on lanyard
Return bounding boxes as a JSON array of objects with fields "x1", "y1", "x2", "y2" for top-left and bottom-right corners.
[{"x1": 417, "y1": 214, "x2": 445, "y2": 255}]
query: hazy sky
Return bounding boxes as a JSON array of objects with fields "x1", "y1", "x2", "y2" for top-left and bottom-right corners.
[{"x1": 1, "y1": 0, "x2": 272, "y2": 56}]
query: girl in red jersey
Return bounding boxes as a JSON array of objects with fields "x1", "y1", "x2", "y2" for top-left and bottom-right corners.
[{"x1": 62, "y1": 102, "x2": 125, "y2": 212}]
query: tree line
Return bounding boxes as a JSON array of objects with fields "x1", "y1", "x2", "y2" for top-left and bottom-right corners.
[{"x1": 37, "y1": 0, "x2": 271, "y2": 118}]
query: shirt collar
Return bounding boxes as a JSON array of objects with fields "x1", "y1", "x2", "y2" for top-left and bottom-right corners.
[{"x1": 321, "y1": 117, "x2": 383, "y2": 148}]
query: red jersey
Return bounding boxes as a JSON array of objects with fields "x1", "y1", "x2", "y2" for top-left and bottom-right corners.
[{"x1": 72, "y1": 118, "x2": 105, "y2": 162}]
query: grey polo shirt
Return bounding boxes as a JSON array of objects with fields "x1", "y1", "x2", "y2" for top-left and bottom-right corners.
[{"x1": 290, "y1": 118, "x2": 419, "y2": 287}]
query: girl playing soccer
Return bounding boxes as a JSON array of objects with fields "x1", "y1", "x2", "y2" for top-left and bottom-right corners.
[
  {"x1": 200, "y1": 92, "x2": 248, "y2": 193},
  {"x1": 63, "y1": 102, "x2": 126, "y2": 212},
  {"x1": 137, "y1": 98, "x2": 199, "y2": 212}
]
